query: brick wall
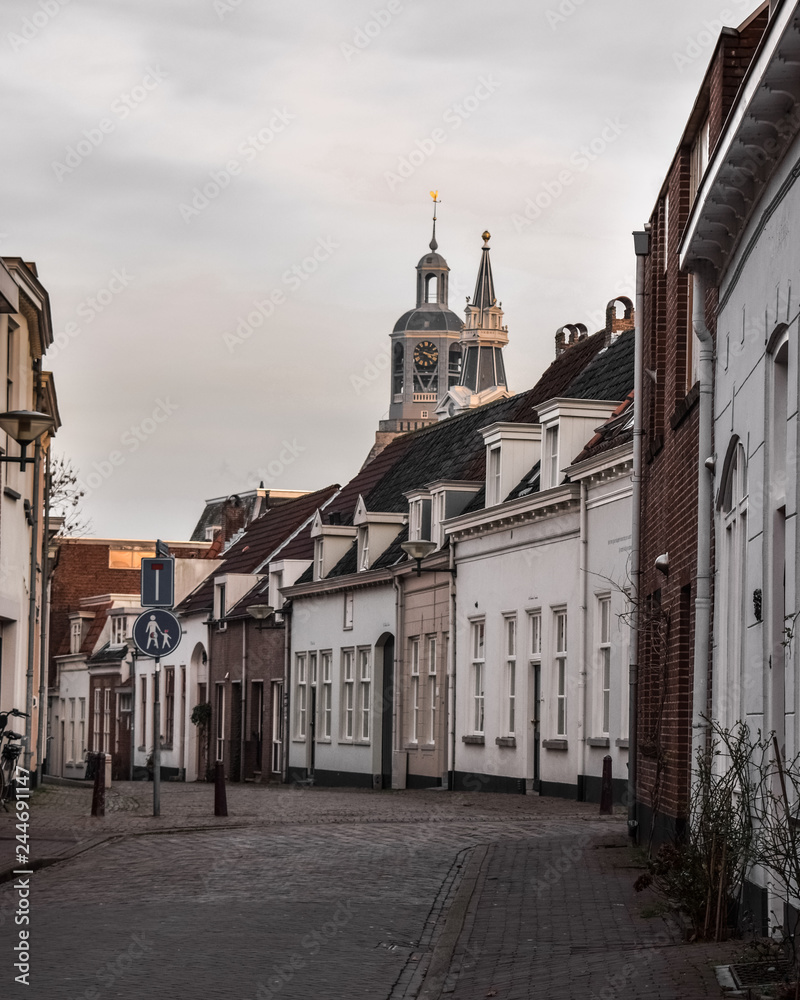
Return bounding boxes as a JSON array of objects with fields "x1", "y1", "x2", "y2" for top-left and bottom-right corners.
[
  {"x1": 208, "y1": 618, "x2": 284, "y2": 781},
  {"x1": 636, "y1": 10, "x2": 767, "y2": 843}
]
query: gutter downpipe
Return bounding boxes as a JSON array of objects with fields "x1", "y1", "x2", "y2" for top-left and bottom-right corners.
[
  {"x1": 282, "y1": 603, "x2": 292, "y2": 783},
  {"x1": 629, "y1": 229, "x2": 651, "y2": 840},
  {"x1": 692, "y1": 269, "x2": 714, "y2": 772},
  {"x1": 579, "y1": 479, "x2": 589, "y2": 801},
  {"x1": 37, "y1": 446, "x2": 51, "y2": 781},
  {"x1": 240, "y1": 620, "x2": 247, "y2": 783},
  {"x1": 448, "y1": 541, "x2": 457, "y2": 791},
  {"x1": 392, "y1": 575, "x2": 404, "y2": 789}
]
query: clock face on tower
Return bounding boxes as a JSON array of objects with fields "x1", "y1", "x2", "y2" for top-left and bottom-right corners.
[{"x1": 414, "y1": 340, "x2": 439, "y2": 368}]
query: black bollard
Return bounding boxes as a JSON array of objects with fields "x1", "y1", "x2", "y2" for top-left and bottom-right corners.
[
  {"x1": 91, "y1": 753, "x2": 106, "y2": 817},
  {"x1": 214, "y1": 760, "x2": 228, "y2": 817},
  {"x1": 599, "y1": 754, "x2": 613, "y2": 815}
]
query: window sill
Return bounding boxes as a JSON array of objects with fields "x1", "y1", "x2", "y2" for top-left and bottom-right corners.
[
  {"x1": 461, "y1": 734, "x2": 485, "y2": 745},
  {"x1": 542, "y1": 739, "x2": 568, "y2": 751},
  {"x1": 586, "y1": 737, "x2": 610, "y2": 748},
  {"x1": 495, "y1": 736, "x2": 516, "y2": 748},
  {"x1": 615, "y1": 738, "x2": 629, "y2": 749},
  {"x1": 291, "y1": 737, "x2": 307, "y2": 743}
]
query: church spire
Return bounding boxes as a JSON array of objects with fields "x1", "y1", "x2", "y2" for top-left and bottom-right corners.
[{"x1": 472, "y1": 231, "x2": 497, "y2": 322}]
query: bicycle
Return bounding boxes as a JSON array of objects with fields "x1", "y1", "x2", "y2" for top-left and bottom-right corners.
[{"x1": 0, "y1": 708, "x2": 28, "y2": 811}]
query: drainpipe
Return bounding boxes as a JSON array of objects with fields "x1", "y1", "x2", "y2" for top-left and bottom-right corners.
[
  {"x1": 691, "y1": 270, "x2": 714, "y2": 766},
  {"x1": 240, "y1": 619, "x2": 247, "y2": 782},
  {"x1": 392, "y1": 575, "x2": 404, "y2": 788},
  {"x1": 282, "y1": 603, "x2": 292, "y2": 783},
  {"x1": 579, "y1": 478, "x2": 589, "y2": 800},
  {"x1": 629, "y1": 229, "x2": 651, "y2": 839},
  {"x1": 37, "y1": 446, "x2": 51, "y2": 781},
  {"x1": 448, "y1": 542, "x2": 457, "y2": 791}
]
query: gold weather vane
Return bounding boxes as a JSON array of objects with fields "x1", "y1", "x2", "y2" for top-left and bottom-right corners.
[{"x1": 429, "y1": 191, "x2": 440, "y2": 250}]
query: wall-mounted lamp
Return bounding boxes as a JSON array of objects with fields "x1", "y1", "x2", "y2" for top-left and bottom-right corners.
[
  {"x1": 655, "y1": 552, "x2": 669, "y2": 575},
  {"x1": 246, "y1": 604, "x2": 274, "y2": 631},
  {"x1": 400, "y1": 540, "x2": 456, "y2": 577},
  {"x1": 704, "y1": 455, "x2": 716, "y2": 473},
  {"x1": 0, "y1": 410, "x2": 55, "y2": 471}
]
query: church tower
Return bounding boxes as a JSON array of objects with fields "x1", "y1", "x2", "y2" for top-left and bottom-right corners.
[
  {"x1": 436, "y1": 231, "x2": 511, "y2": 419},
  {"x1": 379, "y1": 195, "x2": 464, "y2": 435}
]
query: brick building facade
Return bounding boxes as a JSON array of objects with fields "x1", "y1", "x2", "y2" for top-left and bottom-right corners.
[{"x1": 635, "y1": 6, "x2": 769, "y2": 844}]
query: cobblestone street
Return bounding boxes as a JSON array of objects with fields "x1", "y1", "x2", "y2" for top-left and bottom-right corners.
[{"x1": 0, "y1": 783, "x2": 740, "y2": 998}]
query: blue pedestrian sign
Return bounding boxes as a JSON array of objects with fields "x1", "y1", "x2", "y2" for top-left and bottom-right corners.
[
  {"x1": 141, "y1": 557, "x2": 175, "y2": 608},
  {"x1": 133, "y1": 609, "x2": 182, "y2": 657}
]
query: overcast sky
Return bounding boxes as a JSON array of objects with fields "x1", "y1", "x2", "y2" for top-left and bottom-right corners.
[{"x1": 2, "y1": 0, "x2": 759, "y2": 540}]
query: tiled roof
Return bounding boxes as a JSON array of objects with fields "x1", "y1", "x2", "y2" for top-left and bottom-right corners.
[
  {"x1": 177, "y1": 485, "x2": 339, "y2": 616},
  {"x1": 364, "y1": 331, "x2": 610, "y2": 515},
  {"x1": 561, "y1": 330, "x2": 634, "y2": 402},
  {"x1": 79, "y1": 603, "x2": 113, "y2": 657}
]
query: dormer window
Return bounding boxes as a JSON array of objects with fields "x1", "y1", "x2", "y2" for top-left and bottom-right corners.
[
  {"x1": 215, "y1": 583, "x2": 227, "y2": 622},
  {"x1": 546, "y1": 425, "x2": 559, "y2": 489},
  {"x1": 314, "y1": 539, "x2": 324, "y2": 581},
  {"x1": 70, "y1": 619, "x2": 82, "y2": 654},
  {"x1": 358, "y1": 527, "x2": 370, "y2": 571},
  {"x1": 406, "y1": 492, "x2": 433, "y2": 542},
  {"x1": 110, "y1": 615, "x2": 127, "y2": 645},
  {"x1": 488, "y1": 446, "x2": 502, "y2": 506}
]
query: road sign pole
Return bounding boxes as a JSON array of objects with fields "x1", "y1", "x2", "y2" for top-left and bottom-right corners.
[{"x1": 153, "y1": 656, "x2": 161, "y2": 817}]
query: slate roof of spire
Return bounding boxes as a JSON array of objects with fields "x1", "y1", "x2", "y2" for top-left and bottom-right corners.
[{"x1": 471, "y1": 238, "x2": 497, "y2": 318}]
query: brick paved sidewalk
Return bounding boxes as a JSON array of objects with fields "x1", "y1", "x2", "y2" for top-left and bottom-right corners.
[{"x1": 415, "y1": 828, "x2": 741, "y2": 1000}]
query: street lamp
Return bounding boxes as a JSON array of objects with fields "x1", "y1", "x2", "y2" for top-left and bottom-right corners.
[
  {"x1": 400, "y1": 539, "x2": 439, "y2": 576},
  {"x1": 0, "y1": 410, "x2": 55, "y2": 470},
  {"x1": 0, "y1": 408, "x2": 56, "y2": 775},
  {"x1": 246, "y1": 604, "x2": 274, "y2": 631}
]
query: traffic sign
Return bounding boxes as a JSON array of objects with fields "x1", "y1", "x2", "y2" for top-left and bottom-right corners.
[
  {"x1": 133, "y1": 609, "x2": 182, "y2": 656},
  {"x1": 141, "y1": 557, "x2": 175, "y2": 608}
]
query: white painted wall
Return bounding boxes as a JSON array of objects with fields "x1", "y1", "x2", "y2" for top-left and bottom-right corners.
[{"x1": 288, "y1": 584, "x2": 395, "y2": 782}]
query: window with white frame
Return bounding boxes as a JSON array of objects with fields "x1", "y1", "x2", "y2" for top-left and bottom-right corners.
[
  {"x1": 295, "y1": 653, "x2": 307, "y2": 739},
  {"x1": 358, "y1": 647, "x2": 371, "y2": 741},
  {"x1": 598, "y1": 597, "x2": 611, "y2": 735},
  {"x1": 432, "y1": 492, "x2": 446, "y2": 547},
  {"x1": 358, "y1": 528, "x2": 370, "y2": 572},
  {"x1": 93, "y1": 688, "x2": 101, "y2": 751},
  {"x1": 321, "y1": 651, "x2": 332, "y2": 740},
  {"x1": 409, "y1": 637, "x2": 420, "y2": 742},
  {"x1": 341, "y1": 649, "x2": 355, "y2": 740},
  {"x1": 343, "y1": 592, "x2": 354, "y2": 630},
  {"x1": 427, "y1": 635, "x2": 437, "y2": 744},
  {"x1": 69, "y1": 698, "x2": 76, "y2": 763},
  {"x1": 529, "y1": 610, "x2": 542, "y2": 663},
  {"x1": 314, "y1": 539, "x2": 324, "y2": 581},
  {"x1": 554, "y1": 610, "x2": 567, "y2": 736},
  {"x1": 70, "y1": 619, "x2": 83, "y2": 654},
  {"x1": 545, "y1": 425, "x2": 559, "y2": 488},
  {"x1": 79, "y1": 697, "x2": 86, "y2": 757},
  {"x1": 505, "y1": 616, "x2": 517, "y2": 736},
  {"x1": 409, "y1": 500, "x2": 422, "y2": 540},
  {"x1": 111, "y1": 615, "x2": 127, "y2": 645},
  {"x1": 488, "y1": 446, "x2": 501, "y2": 506},
  {"x1": 103, "y1": 689, "x2": 111, "y2": 753},
  {"x1": 471, "y1": 620, "x2": 485, "y2": 735}
]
